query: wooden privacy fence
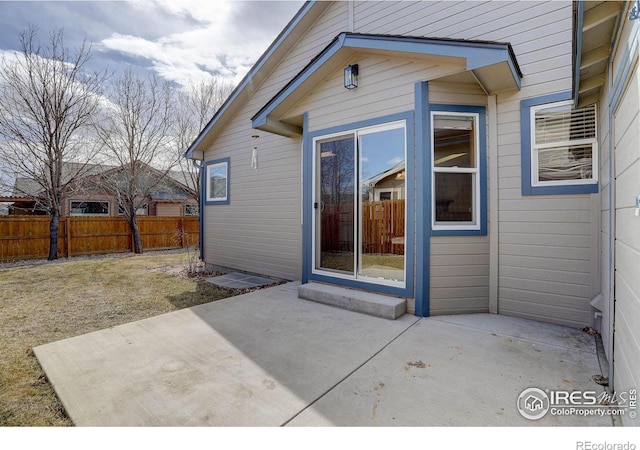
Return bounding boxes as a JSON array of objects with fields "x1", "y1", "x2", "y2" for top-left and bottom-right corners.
[
  {"x1": 321, "y1": 199, "x2": 405, "y2": 255},
  {"x1": 361, "y1": 199, "x2": 405, "y2": 255},
  {"x1": 0, "y1": 216, "x2": 199, "y2": 262}
]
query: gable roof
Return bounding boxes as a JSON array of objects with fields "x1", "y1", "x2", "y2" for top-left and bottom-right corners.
[
  {"x1": 185, "y1": 1, "x2": 522, "y2": 153},
  {"x1": 252, "y1": 32, "x2": 522, "y2": 136}
]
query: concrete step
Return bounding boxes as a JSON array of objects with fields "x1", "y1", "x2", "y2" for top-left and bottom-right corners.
[{"x1": 298, "y1": 282, "x2": 406, "y2": 320}]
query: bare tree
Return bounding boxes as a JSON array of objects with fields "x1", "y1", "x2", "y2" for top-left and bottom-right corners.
[
  {"x1": 95, "y1": 69, "x2": 176, "y2": 253},
  {"x1": 173, "y1": 77, "x2": 234, "y2": 205},
  {"x1": 0, "y1": 27, "x2": 107, "y2": 260}
]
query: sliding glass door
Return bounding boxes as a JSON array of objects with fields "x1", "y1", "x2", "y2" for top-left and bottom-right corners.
[
  {"x1": 314, "y1": 121, "x2": 406, "y2": 286},
  {"x1": 316, "y1": 135, "x2": 355, "y2": 273}
]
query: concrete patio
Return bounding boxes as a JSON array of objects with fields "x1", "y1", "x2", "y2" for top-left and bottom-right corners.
[{"x1": 34, "y1": 281, "x2": 613, "y2": 426}]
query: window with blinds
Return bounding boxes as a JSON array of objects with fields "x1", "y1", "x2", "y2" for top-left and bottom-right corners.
[{"x1": 531, "y1": 101, "x2": 597, "y2": 185}]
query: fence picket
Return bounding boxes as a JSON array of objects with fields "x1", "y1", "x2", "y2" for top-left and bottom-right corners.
[{"x1": 0, "y1": 216, "x2": 199, "y2": 262}]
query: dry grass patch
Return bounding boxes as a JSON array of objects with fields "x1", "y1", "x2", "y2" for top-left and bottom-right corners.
[{"x1": 0, "y1": 251, "x2": 234, "y2": 426}]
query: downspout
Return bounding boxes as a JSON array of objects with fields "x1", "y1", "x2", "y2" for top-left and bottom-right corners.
[
  {"x1": 606, "y1": 43, "x2": 615, "y2": 393},
  {"x1": 193, "y1": 158, "x2": 204, "y2": 261},
  {"x1": 604, "y1": 0, "x2": 628, "y2": 394}
]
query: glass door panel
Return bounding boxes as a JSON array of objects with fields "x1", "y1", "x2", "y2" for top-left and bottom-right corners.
[
  {"x1": 359, "y1": 127, "x2": 406, "y2": 282},
  {"x1": 317, "y1": 136, "x2": 355, "y2": 274}
]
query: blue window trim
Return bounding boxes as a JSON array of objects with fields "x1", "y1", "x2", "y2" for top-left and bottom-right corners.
[
  {"x1": 429, "y1": 103, "x2": 487, "y2": 237},
  {"x1": 204, "y1": 157, "x2": 230, "y2": 205},
  {"x1": 302, "y1": 111, "x2": 415, "y2": 299},
  {"x1": 520, "y1": 92, "x2": 598, "y2": 196}
]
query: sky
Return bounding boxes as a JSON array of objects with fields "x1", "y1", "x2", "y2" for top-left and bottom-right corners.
[{"x1": 0, "y1": 0, "x2": 305, "y2": 88}]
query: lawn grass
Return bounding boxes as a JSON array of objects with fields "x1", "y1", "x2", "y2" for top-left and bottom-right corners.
[{"x1": 0, "y1": 251, "x2": 235, "y2": 426}]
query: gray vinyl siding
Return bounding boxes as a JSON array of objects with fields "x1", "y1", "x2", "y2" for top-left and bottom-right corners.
[
  {"x1": 488, "y1": 1, "x2": 596, "y2": 327},
  {"x1": 300, "y1": 55, "x2": 463, "y2": 132},
  {"x1": 610, "y1": 34, "x2": 640, "y2": 426},
  {"x1": 202, "y1": 131, "x2": 302, "y2": 280},
  {"x1": 203, "y1": 1, "x2": 598, "y2": 326},
  {"x1": 201, "y1": 4, "x2": 350, "y2": 280},
  {"x1": 430, "y1": 237, "x2": 490, "y2": 315},
  {"x1": 350, "y1": 1, "x2": 588, "y2": 322}
]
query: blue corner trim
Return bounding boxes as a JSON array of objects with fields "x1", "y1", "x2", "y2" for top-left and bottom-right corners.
[
  {"x1": 414, "y1": 81, "x2": 430, "y2": 317},
  {"x1": 301, "y1": 112, "x2": 310, "y2": 284},
  {"x1": 429, "y1": 104, "x2": 487, "y2": 237},
  {"x1": 199, "y1": 158, "x2": 205, "y2": 260},
  {"x1": 520, "y1": 92, "x2": 598, "y2": 196},
  {"x1": 573, "y1": 1, "x2": 585, "y2": 108},
  {"x1": 302, "y1": 110, "x2": 415, "y2": 299},
  {"x1": 203, "y1": 157, "x2": 230, "y2": 205}
]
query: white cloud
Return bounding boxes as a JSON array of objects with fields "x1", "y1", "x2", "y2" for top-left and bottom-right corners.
[{"x1": 98, "y1": 0, "x2": 302, "y2": 88}]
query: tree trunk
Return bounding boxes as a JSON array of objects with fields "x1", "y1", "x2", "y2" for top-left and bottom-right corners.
[
  {"x1": 130, "y1": 214, "x2": 143, "y2": 254},
  {"x1": 48, "y1": 213, "x2": 60, "y2": 260}
]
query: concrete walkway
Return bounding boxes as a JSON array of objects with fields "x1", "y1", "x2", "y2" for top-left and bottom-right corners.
[{"x1": 34, "y1": 282, "x2": 612, "y2": 426}]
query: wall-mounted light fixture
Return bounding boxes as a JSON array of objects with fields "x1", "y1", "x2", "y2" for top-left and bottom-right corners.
[{"x1": 344, "y1": 64, "x2": 358, "y2": 89}]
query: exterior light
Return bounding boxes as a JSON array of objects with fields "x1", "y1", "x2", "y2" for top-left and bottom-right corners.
[
  {"x1": 251, "y1": 134, "x2": 259, "y2": 170},
  {"x1": 344, "y1": 64, "x2": 358, "y2": 89}
]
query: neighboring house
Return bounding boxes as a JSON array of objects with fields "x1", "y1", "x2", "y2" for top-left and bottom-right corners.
[
  {"x1": 1, "y1": 162, "x2": 198, "y2": 217},
  {"x1": 186, "y1": 1, "x2": 638, "y2": 425}
]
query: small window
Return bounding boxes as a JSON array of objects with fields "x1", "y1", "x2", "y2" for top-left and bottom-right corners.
[
  {"x1": 70, "y1": 201, "x2": 109, "y2": 216},
  {"x1": 205, "y1": 158, "x2": 230, "y2": 205},
  {"x1": 531, "y1": 101, "x2": 597, "y2": 187},
  {"x1": 431, "y1": 112, "x2": 480, "y2": 231},
  {"x1": 185, "y1": 204, "x2": 199, "y2": 216},
  {"x1": 118, "y1": 203, "x2": 147, "y2": 216}
]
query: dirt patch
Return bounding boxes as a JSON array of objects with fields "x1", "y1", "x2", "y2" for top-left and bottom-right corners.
[{"x1": 0, "y1": 251, "x2": 234, "y2": 426}]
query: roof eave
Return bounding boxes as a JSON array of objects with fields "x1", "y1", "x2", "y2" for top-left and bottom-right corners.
[
  {"x1": 252, "y1": 33, "x2": 522, "y2": 136},
  {"x1": 185, "y1": 1, "x2": 327, "y2": 159}
]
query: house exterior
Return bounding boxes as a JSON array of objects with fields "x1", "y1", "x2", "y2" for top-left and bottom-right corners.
[
  {"x1": 186, "y1": 1, "x2": 638, "y2": 425},
  {"x1": 2, "y1": 163, "x2": 198, "y2": 217}
]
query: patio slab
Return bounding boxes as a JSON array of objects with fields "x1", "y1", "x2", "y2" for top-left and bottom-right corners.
[
  {"x1": 34, "y1": 282, "x2": 612, "y2": 426},
  {"x1": 205, "y1": 272, "x2": 276, "y2": 289}
]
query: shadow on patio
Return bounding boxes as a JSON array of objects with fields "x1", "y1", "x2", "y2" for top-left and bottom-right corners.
[{"x1": 33, "y1": 281, "x2": 612, "y2": 426}]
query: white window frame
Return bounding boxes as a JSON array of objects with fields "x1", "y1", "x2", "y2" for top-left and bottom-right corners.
[
  {"x1": 185, "y1": 204, "x2": 199, "y2": 216},
  {"x1": 431, "y1": 111, "x2": 481, "y2": 231},
  {"x1": 70, "y1": 201, "x2": 110, "y2": 216},
  {"x1": 311, "y1": 120, "x2": 408, "y2": 289},
  {"x1": 530, "y1": 100, "x2": 598, "y2": 187},
  {"x1": 205, "y1": 159, "x2": 229, "y2": 204}
]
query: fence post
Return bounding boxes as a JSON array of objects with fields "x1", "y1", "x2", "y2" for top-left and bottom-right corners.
[
  {"x1": 180, "y1": 217, "x2": 185, "y2": 248},
  {"x1": 65, "y1": 216, "x2": 72, "y2": 258}
]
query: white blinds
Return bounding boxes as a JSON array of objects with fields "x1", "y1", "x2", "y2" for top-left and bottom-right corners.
[{"x1": 534, "y1": 103, "x2": 596, "y2": 145}]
